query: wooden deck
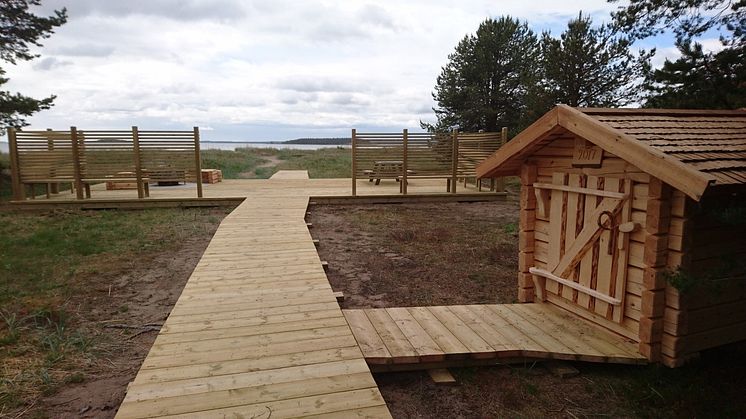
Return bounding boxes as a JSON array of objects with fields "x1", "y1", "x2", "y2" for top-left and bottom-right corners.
[
  {"x1": 115, "y1": 180, "x2": 392, "y2": 418},
  {"x1": 113, "y1": 171, "x2": 643, "y2": 418},
  {"x1": 344, "y1": 304, "x2": 646, "y2": 370},
  {"x1": 25, "y1": 175, "x2": 502, "y2": 202}
]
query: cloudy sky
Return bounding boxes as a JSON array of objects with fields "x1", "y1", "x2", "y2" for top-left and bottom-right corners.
[{"x1": 3, "y1": 0, "x2": 720, "y2": 141}]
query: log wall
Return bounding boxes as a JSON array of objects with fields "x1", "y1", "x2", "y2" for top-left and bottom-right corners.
[{"x1": 661, "y1": 192, "x2": 746, "y2": 366}]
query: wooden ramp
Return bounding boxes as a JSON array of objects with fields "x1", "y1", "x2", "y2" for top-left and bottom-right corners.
[
  {"x1": 270, "y1": 170, "x2": 310, "y2": 179},
  {"x1": 116, "y1": 196, "x2": 390, "y2": 418},
  {"x1": 343, "y1": 304, "x2": 646, "y2": 369}
]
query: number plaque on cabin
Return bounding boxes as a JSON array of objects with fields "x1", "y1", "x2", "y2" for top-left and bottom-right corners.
[{"x1": 572, "y1": 139, "x2": 603, "y2": 167}]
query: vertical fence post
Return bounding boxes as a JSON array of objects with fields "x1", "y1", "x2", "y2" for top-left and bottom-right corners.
[
  {"x1": 7, "y1": 128, "x2": 24, "y2": 200},
  {"x1": 70, "y1": 126, "x2": 84, "y2": 199},
  {"x1": 46, "y1": 128, "x2": 58, "y2": 195},
  {"x1": 193, "y1": 127, "x2": 203, "y2": 198},
  {"x1": 402, "y1": 129, "x2": 408, "y2": 195},
  {"x1": 496, "y1": 127, "x2": 508, "y2": 193},
  {"x1": 351, "y1": 129, "x2": 357, "y2": 196},
  {"x1": 451, "y1": 128, "x2": 458, "y2": 194},
  {"x1": 132, "y1": 126, "x2": 145, "y2": 199}
]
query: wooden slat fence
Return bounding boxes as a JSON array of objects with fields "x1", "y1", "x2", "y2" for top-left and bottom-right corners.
[
  {"x1": 7, "y1": 127, "x2": 202, "y2": 200},
  {"x1": 351, "y1": 128, "x2": 507, "y2": 195}
]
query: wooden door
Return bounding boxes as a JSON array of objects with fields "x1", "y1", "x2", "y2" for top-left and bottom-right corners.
[{"x1": 531, "y1": 172, "x2": 634, "y2": 324}]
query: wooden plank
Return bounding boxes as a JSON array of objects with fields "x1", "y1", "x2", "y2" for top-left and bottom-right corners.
[
  {"x1": 349, "y1": 131, "x2": 356, "y2": 195},
  {"x1": 428, "y1": 368, "x2": 457, "y2": 385},
  {"x1": 447, "y1": 305, "x2": 520, "y2": 355},
  {"x1": 427, "y1": 306, "x2": 494, "y2": 358},
  {"x1": 69, "y1": 126, "x2": 84, "y2": 199},
  {"x1": 533, "y1": 182, "x2": 626, "y2": 199},
  {"x1": 407, "y1": 307, "x2": 469, "y2": 356},
  {"x1": 386, "y1": 308, "x2": 445, "y2": 362},
  {"x1": 489, "y1": 305, "x2": 576, "y2": 359},
  {"x1": 343, "y1": 310, "x2": 392, "y2": 364},
  {"x1": 530, "y1": 268, "x2": 622, "y2": 305},
  {"x1": 594, "y1": 177, "x2": 621, "y2": 317},
  {"x1": 612, "y1": 181, "x2": 633, "y2": 323},
  {"x1": 561, "y1": 174, "x2": 581, "y2": 300},
  {"x1": 133, "y1": 345, "x2": 364, "y2": 385},
  {"x1": 118, "y1": 373, "x2": 378, "y2": 418},
  {"x1": 546, "y1": 172, "x2": 567, "y2": 295},
  {"x1": 364, "y1": 309, "x2": 420, "y2": 364},
  {"x1": 130, "y1": 388, "x2": 388, "y2": 419}
]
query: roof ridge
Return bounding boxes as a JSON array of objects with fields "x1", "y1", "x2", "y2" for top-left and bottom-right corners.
[{"x1": 577, "y1": 107, "x2": 746, "y2": 117}]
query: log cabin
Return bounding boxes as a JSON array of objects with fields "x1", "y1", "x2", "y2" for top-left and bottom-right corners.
[{"x1": 476, "y1": 105, "x2": 746, "y2": 367}]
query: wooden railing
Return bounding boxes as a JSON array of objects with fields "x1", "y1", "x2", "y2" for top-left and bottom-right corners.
[
  {"x1": 351, "y1": 128, "x2": 507, "y2": 195},
  {"x1": 7, "y1": 126, "x2": 202, "y2": 200}
]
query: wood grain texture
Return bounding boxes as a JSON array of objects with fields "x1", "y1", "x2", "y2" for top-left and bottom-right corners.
[
  {"x1": 115, "y1": 181, "x2": 391, "y2": 418},
  {"x1": 343, "y1": 304, "x2": 645, "y2": 366}
]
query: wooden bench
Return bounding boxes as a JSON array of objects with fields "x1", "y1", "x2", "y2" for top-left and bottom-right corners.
[
  {"x1": 20, "y1": 178, "x2": 75, "y2": 199},
  {"x1": 397, "y1": 174, "x2": 458, "y2": 193},
  {"x1": 147, "y1": 168, "x2": 187, "y2": 186},
  {"x1": 82, "y1": 177, "x2": 150, "y2": 198}
]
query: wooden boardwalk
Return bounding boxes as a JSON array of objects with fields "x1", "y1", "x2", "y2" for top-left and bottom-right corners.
[
  {"x1": 113, "y1": 172, "x2": 644, "y2": 418},
  {"x1": 344, "y1": 304, "x2": 646, "y2": 369},
  {"x1": 116, "y1": 183, "x2": 391, "y2": 418}
]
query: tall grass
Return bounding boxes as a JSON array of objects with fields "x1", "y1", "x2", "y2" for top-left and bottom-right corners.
[
  {"x1": 274, "y1": 147, "x2": 351, "y2": 178},
  {"x1": 0, "y1": 151, "x2": 11, "y2": 201},
  {"x1": 0, "y1": 208, "x2": 228, "y2": 412},
  {"x1": 200, "y1": 148, "x2": 269, "y2": 178}
]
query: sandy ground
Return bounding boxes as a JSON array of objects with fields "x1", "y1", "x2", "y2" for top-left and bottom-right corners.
[
  {"x1": 308, "y1": 200, "x2": 746, "y2": 419},
  {"x1": 33, "y1": 214, "x2": 225, "y2": 419},
  {"x1": 15, "y1": 197, "x2": 745, "y2": 418}
]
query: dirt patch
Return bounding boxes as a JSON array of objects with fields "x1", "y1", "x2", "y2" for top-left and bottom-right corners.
[
  {"x1": 308, "y1": 200, "x2": 746, "y2": 418},
  {"x1": 1, "y1": 208, "x2": 230, "y2": 419},
  {"x1": 39, "y1": 241, "x2": 210, "y2": 418},
  {"x1": 309, "y1": 200, "x2": 519, "y2": 309}
]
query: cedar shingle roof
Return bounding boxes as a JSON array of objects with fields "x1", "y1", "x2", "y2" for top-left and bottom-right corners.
[
  {"x1": 476, "y1": 106, "x2": 746, "y2": 201},
  {"x1": 583, "y1": 109, "x2": 746, "y2": 186}
]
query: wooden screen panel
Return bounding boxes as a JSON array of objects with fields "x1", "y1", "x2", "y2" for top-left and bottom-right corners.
[{"x1": 14, "y1": 130, "x2": 75, "y2": 181}]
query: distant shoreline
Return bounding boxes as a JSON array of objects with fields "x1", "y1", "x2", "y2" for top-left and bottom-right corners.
[{"x1": 202, "y1": 138, "x2": 351, "y2": 146}]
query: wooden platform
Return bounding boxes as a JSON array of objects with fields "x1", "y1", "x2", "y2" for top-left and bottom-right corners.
[
  {"x1": 108, "y1": 171, "x2": 643, "y2": 417},
  {"x1": 18, "y1": 177, "x2": 505, "y2": 204},
  {"x1": 115, "y1": 185, "x2": 391, "y2": 418},
  {"x1": 270, "y1": 170, "x2": 310, "y2": 179},
  {"x1": 343, "y1": 304, "x2": 646, "y2": 370}
]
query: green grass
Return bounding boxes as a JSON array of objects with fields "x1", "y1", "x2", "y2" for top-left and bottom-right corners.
[
  {"x1": 200, "y1": 148, "x2": 269, "y2": 178},
  {"x1": 1, "y1": 210, "x2": 184, "y2": 307},
  {"x1": 0, "y1": 208, "x2": 228, "y2": 412},
  {"x1": 1, "y1": 151, "x2": 11, "y2": 201},
  {"x1": 201, "y1": 147, "x2": 351, "y2": 179},
  {"x1": 272, "y1": 147, "x2": 351, "y2": 178},
  {"x1": 1, "y1": 147, "x2": 352, "y2": 199}
]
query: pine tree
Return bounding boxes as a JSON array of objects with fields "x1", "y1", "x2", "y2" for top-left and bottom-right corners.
[
  {"x1": 423, "y1": 17, "x2": 540, "y2": 134},
  {"x1": 644, "y1": 39, "x2": 746, "y2": 109},
  {"x1": 0, "y1": 0, "x2": 67, "y2": 134},
  {"x1": 609, "y1": 0, "x2": 745, "y2": 46},
  {"x1": 538, "y1": 13, "x2": 653, "y2": 108},
  {"x1": 610, "y1": 0, "x2": 746, "y2": 109}
]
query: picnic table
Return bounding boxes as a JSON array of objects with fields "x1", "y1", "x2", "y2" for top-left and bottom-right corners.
[{"x1": 364, "y1": 160, "x2": 414, "y2": 185}]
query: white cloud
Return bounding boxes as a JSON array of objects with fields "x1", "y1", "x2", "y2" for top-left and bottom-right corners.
[{"x1": 9, "y1": 0, "x2": 638, "y2": 140}]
